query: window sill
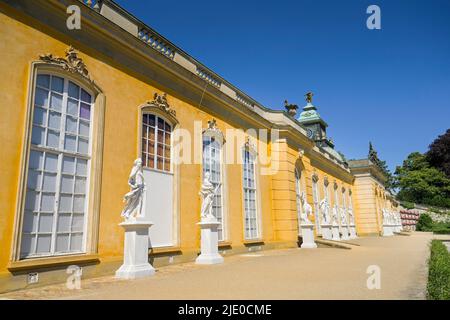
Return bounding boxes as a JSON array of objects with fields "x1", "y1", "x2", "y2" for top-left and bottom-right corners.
[
  {"x1": 218, "y1": 241, "x2": 232, "y2": 248},
  {"x1": 7, "y1": 254, "x2": 100, "y2": 272},
  {"x1": 149, "y1": 246, "x2": 182, "y2": 255},
  {"x1": 243, "y1": 239, "x2": 265, "y2": 246}
]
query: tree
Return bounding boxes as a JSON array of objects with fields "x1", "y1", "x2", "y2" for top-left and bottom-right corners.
[
  {"x1": 427, "y1": 129, "x2": 450, "y2": 178},
  {"x1": 416, "y1": 213, "x2": 433, "y2": 231},
  {"x1": 394, "y1": 152, "x2": 450, "y2": 208}
]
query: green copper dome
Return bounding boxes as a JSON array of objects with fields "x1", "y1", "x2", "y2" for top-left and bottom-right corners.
[{"x1": 298, "y1": 102, "x2": 328, "y2": 127}]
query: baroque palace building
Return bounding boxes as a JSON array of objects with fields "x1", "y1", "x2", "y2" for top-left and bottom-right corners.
[{"x1": 0, "y1": 0, "x2": 398, "y2": 292}]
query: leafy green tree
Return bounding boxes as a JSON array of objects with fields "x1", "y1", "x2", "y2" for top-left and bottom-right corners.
[
  {"x1": 394, "y1": 152, "x2": 450, "y2": 208},
  {"x1": 427, "y1": 129, "x2": 450, "y2": 178}
]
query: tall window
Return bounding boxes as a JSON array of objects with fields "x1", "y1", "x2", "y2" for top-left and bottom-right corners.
[
  {"x1": 142, "y1": 114, "x2": 171, "y2": 172},
  {"x1": 21, "y1": 74, "x2": 93, "y2": 258},
  {"x1": 295, "y1": 168, "x2": 303, "y2": 225},
  {"x1": 243, "y1": 149, "x2": 259, "y2": 239},
  {"x1": 312, "y1": 176, "x2": 320, "y2": 232},
  {"x1": 203, "y1": 136, "x2": 224, "y2": 240}
]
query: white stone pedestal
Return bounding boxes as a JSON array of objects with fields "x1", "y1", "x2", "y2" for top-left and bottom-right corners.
[
  {"x1": 321, "y1": 224, "x2": 332, "y2": 240},
  {"x1": 300, "y1": 223, "x2": 317, "y2": 249},
  {"x1": 331, "y1": 224, "x2": 340, "y2": 241},
  {"x1": 383, "y1": 225, "x2": 394, "y2": 236},
  {"x1": 341, "y1": 225, "x2": 350, "y2": 240},
  {"x1": 196, "y1": 217, "x2": 224, "y2": 264},
  {"x1": 349, "y1": 225, "x2": 357, "y2": 239},
  {"x1": 116, "y1": 220, "x2": 155, "y2": 279}
]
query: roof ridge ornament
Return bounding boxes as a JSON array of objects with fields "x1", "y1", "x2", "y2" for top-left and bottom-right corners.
[
  {"x1": 305, "y1": 92, "x2": 314, "y2": 104},
  {"x1": 39, "y1": 46, "x2": 92, "y2": 82}
]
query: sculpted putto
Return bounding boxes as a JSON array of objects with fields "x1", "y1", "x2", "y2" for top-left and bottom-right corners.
[
  {"x1": 199, "y1": 172, "x2": 221, "y2": 220},
  {"x1": 339, "y1": 207, "x2": 348, "y2": 226},
  {"x1": 348, "y1": 208, "x2": 355, "y2": 225},
  {"x1": 331, "y1": 205, "x2": 339, "y2": 225},
  {"x1": 121, "y1": 158, "x2": 145, "y2": 220},
  {"x1": 300, "y1": 192, "x2": 313, "y2": 224}
]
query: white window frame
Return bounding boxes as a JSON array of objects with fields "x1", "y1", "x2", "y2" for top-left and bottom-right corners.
[
  {"x1": 19, "y1": 72, "x2": 94, "y2": 259},
  {"x1": 242, "y1": 147, "x2": 260, "y2": 240},
  {"x1": 141, "y1": 113, "x2": 172, "y2": 173}
]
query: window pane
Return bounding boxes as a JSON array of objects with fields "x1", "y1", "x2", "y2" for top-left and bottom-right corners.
[
  {"x1": 29, "y1": 151, "x2": 44, "y2": 170},
  {"x1": 36, "y1": 234, "x2": 52, "y2": 253},
  {"x1": 25, "y1": 191, "x2": 39, "y2": 211},
  {"x1": 64, "y1": 134, "x2": 77, "y2": 152},
  {"x1": 27, "y1": 170, "x2": 41, "y2": 190},
  {"x1": 56, "y1": 234, "x2": 69, "y2": 252},
  {"x1": 57, "y1": 213, "x2": 71, "y2": 232},
  {"x1": 33, "y1": 107, "x2": 47, "y2": 126},
  {"x1": 42, "y1": 173, "x2": 57, "y2": 192},
  {"x1": 50, "y1": 93, "x2": 63, "y2": 111},
  {"x1": 70, "y1": 233, "x2": 83, "y2": 251},
  {"x1": 75, "y1": 177, "x2": 86, "y2": 194},
  {"x1": 65, "y1": 117, "x2": 76, "y2": 134},
  {"x1": 78, "y1": 138, "x2": 89, "y2": 154},
  {"x1": 79, "y1": 121, "x2": 89, "y2": 136},
  {"x1": 51, "y1": 76, "x2": 64, "y2": 93},
  {"x1": 31, "y1": 126, "x2": 45, "y2": 145},
  {"x1": 44, "y1": 153, "x2": 58, "y2": 171},
  {"x1": 72, "y1": 214, "x2": 84, "y2": 232},
  {"x1": 37, "y1": 75, "x2": 50, "y2": 88},
  {"x1": 61, "y1": 175, "x2": 74, "y2": 193},
  {"x1": 46, "y1": 130, "x2": 60, "y2": 149},
  {"x1": 40, "y1": 193, "x2": 55, "y2": 212},
  {"x1": 67, "y1": 99, "x2": 78, "y2": 116},
  {"x1": 38, "y1": 213, "x2": 54, "y2": 233},
  {"x1": 62, "y1": 156, "x2": 75, "y2": 174},
  {"x1": 68, "y1": 81, "x2": 79, "y2": 99},
  {"x1": 80, "y1": 103, "x2": 90, "y2": 120},
  {"x1": 59, "y1": 194, "x2": 72, "y2": 212},
  {"x1": 76, "y1": 159, "x2": 87, "y2": 176},
  {"x1": 20, "y1": 234, "x2": 35, "y2": 257},
  {"x1": 48, "y1": 111, "x2": 61, "y2": 130},
  {"x1": 73, "y1": 195, "x2": 85, "y2": 213},
  {"x1": 35, "y1": 88, "x2": 49, "y2": 108},
  {"x1": 23, "y1": 211, "x2": 38, "y2": 233},
  {"x1": 80, "y1": 89, "x2": 91, "y2": 103}
]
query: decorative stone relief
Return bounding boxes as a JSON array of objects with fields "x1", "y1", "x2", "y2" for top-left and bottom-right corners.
[
  {"x1": 146, "y1": 92, "x2": 176, "y2": 118},
  {"x1": 39, "y1": 46, "x2": 92, "y2": 82}
]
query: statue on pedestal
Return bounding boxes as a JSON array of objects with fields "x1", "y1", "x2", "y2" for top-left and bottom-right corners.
[
  {"x1": 339, "y1": 207, "x2": 348, "y2": 225},
  {"x1": 199, "y1": 172, "x2": 221, "y2": 220},
  {"x1": 348, "y1": 208, "x2": 355, "y2": 225},
  {"x1": 121, "y1": 158, "x2": 145, "y2": 221},
  {"x1": 300, "y1": 192, "x2": 313, "y2": 224},
  {"x1": 319, "y1": 198, "x2": 331, "y2": 224},
  {"x1": 331, "y1": 205, "x2": 339, "y2": 225}
]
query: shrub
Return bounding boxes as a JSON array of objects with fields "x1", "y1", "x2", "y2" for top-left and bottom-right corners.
[
  {"x1": 401, "y1": 201, "x2": 415, "y2": 209},
  {"x1": 427, "y1": 240, "x2": 450, "y2": 300},
  {"x1": 417, "y1": 213, "x2": 433, "y2": 231},
  {"x1": 432, "y1": 222, "x2": 450, "y2": 235}
]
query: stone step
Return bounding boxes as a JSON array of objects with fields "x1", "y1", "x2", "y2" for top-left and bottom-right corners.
[{"x1": 315, "y1": 239, "x2": 353, "y2": 250}]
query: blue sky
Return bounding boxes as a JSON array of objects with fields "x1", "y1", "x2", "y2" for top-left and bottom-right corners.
[{"x1": 116, "y1": 0, "x2": 450, "y2": 171}]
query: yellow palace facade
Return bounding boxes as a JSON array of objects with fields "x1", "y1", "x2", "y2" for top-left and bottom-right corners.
[{"x1": 0, "y1": 0, "x2": 398, "y2": 292}]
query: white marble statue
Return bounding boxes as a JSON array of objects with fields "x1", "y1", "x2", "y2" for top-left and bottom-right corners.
[
  {"x1": 331, "y1": 205, "x2": 339, "y2": 225},
  {"x1": 121, "y1": 158, "x2": 145, "y2": 220},
  {"x1": 199, "y1": 172, "x2": 221, "y2": 220},
  {"x1": 319, "y1": 198, "x2": 331, "y2": 224},
  {"x1": 382, "y1": 209, "x2": 389, "y2": 225},
  {"x1": 348, "y1": 208, "x2": 355, "y2": 225},
  {"x1": 300, "y1": 192, "x2": 313, "y2": 224},
  {"x1": 339, "y1": 207, "x2": 348, "y2": 226}
]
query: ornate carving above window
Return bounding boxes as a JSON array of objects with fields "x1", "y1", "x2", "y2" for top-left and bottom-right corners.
[
  {"x1": 39, "y1": 46, "x2": 92, "y2": 82},
  {"x1": 203, "y1": 119, "x2": 225, "y2": 144},
  {"x1": 142, "y1": 92, "x2": 178, "y2": 125},
  {"x1": 244, "y1": 136, "x2": 258, "y2": 155}
]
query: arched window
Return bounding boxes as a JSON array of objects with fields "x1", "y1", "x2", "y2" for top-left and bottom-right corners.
[
  {"x1": 295, "y1": 168, "x2": 303, "y2": 225},
  {"x1": 243, "y1": 147, "x2": 259, "y2": 240},
  {"x1": 203, "y1": 135, "x2": 224, "y2": 240},
  {"x1": 20, "y1": 73, "x2": 94, "y2": 258},
  {"x1": 142, "y1": 114, "x2": 172, "y2": 172}
]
